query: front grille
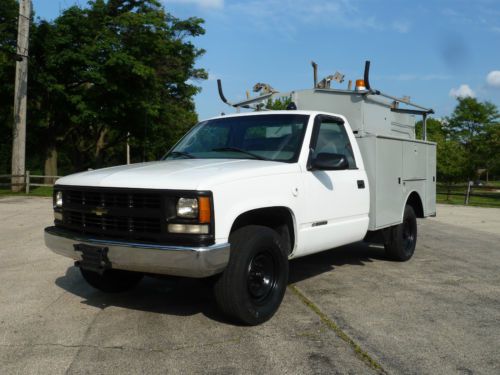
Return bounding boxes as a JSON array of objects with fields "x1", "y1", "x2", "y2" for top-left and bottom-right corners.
[
  {"x1": 65, "y1": 190, "x2": 161, "y2": 209},
  {"x1": 66, "y1": 212, "x2": 161, "y2": 233},
  {"x1": 57, "y1": 187, "x2": 164, "y2": 242},
  {"x1": 54, "y1": 186, "x2": 215, "y2": 246}
]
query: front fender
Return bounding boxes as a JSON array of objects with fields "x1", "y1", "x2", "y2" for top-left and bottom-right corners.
[{"x1": 211, "y1": 172, "x2": 302, "y2": 244}]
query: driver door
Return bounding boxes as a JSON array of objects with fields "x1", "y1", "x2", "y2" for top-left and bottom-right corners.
[{"x1": 300, "y1": 115, "x2": 369, "y2": 256}]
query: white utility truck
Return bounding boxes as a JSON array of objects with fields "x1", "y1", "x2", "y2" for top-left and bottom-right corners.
[{"x1": 45, "y1": 61, "x2": 436, "y2": 325}]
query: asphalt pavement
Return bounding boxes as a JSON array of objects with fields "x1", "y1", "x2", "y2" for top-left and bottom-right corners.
[{"x1": 0, "y1": 196, "x2": 499, "y2": 374}]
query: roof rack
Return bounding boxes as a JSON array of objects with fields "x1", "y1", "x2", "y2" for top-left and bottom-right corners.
[{"x1": 216, "y1": 61, "x2": 434, "y2": 140}]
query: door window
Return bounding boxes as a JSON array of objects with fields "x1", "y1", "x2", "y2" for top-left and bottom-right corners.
[{"x1": 311, "y1": 118, "x2": 356, "y2": 169}]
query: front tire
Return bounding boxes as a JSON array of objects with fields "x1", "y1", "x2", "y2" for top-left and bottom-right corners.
[
  {"x1": 80, "y1": 268, "x2": 144, "y2": 293},
  {"x1": 384, "y1": 205, "x2": 417, "y2": 261},
  {"x1": 214, "y1": 225, "x2": 289, "y2": 325}
]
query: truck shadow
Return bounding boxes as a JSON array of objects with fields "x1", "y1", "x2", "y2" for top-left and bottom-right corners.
[
  {"x1": 54, "y1": 241, "x2": 389, "y2": 324},
  {"x1": 55, "y1": 266, "x2": 222, "y2": 320},
  {"x1": 289, "y1": 241, "x2": 387, "y2": 284}
]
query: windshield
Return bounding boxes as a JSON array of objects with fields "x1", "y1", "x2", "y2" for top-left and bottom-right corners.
[{"x1": 164, "y1": 114, "x2": 309, "y2": 162}]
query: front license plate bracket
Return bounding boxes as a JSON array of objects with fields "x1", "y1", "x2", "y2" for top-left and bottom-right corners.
[{"x1": 74, "y1": 244, "x2": 111, "y2": 274}]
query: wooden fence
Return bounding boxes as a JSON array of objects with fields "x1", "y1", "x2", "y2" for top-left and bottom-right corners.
[
  {"x1": 0, "y1": 171, "x2": 61, "y2": 193},
  {"x1": 437, "y1": 183, "x2": 500, "y2": 204}
]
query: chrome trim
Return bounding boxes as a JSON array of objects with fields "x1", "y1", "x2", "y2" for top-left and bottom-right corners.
[{"x1": 44, "y1": 226, "x2": 230, "y2": 278}]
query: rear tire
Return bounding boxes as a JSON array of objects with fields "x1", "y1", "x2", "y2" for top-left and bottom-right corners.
[
  {"x1": 80, "y1": 268, "x2": 144, "y2": 293},
  {"x1": 384, "y1": 205, "x2": 417, "y2": 261},
  {"x1": 214, "y1": 225, "x2": 289, "y2": 325}
]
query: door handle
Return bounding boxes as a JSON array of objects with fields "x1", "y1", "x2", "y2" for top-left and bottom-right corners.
[{"x1": 357, "y1": 180, "x2": 365, "y2": 189}]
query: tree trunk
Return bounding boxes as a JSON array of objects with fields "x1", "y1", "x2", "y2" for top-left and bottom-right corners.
[
  {"x1": 94, "y1": 127, "x2": 108, "y2": 168},
  {"x1": 44, "y1": 145, "x2": 58, "y2": 185}
]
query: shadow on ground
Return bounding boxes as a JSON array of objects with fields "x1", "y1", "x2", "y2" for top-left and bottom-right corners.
[
  {"x1": 55, "y1": 241, "x2": 389, "y2": 323},
  {"x1": 289, "y1": 241, "x2": 388, "y2": 284}
]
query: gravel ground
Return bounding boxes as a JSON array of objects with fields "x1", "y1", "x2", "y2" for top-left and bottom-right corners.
[{"x1": 0, "y1": 197, "x2": 499, "y2": 374}]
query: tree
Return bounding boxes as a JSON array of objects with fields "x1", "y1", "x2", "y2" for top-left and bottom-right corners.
[
  {"x1": 436, "y1": 138, "x2": 468, "y2": 199},
  {"x1": 265, "y1": 96, "x2": 292, "y2": 110},
  {"x1": 416, "y1": 117, "x2": 468, "y2": 197},
  {"x1": 0, "y1": 0, "x2": 207, "y2": 177},
  {"x1": 32, "y1": 0, "x2": 207, "y2": 174},
  {"x1": 444, "y1": 97, "x2": 500, "y2": 181},
  {"x1": 415, "y1": 117, "x2": 443, "y2": 141},
  {"x1": 478, "y1": 121, "x2": 500, "y2": 181}
]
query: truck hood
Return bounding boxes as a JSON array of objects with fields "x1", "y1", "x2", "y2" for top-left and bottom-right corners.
[{"x1": 56, "y1": 159, "x2": 300, "y2": 190}]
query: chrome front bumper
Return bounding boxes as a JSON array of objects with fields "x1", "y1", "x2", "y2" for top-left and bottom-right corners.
[{"x1": 44, "y1": 226, "x2": 230, "y2": 278}]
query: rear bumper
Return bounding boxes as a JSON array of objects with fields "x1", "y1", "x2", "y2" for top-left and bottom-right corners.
[{"x1": 44, "y1": 226, "x2": 230, "y2": 278}]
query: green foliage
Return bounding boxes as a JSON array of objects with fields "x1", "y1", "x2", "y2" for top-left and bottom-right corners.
[
  {"x1": 444, "y1": 97, "x2": 500, "y2": 179},
  {"x1": 416, "y1": 117, "x2": 468, "y2": 187},
  {"x1": 436, "y1": 137, "x2": 468, "y2": 185},
  {"x1": 415, "y1": 118, "x2": 442, "y2": 141},
  {"x1": 0, "y1": 0, "x2": 206, "y2": 174},
  {"x1": 253, "y1": 96, "x2": 291, "y2": 111},
  {"x1": 479, "y1": 120, "x2": 500, "y2": 178},
  {"x1": 416, "y1": 99, "x2": 500, "y2": 191},
  {"x1": 265, "y1": 96, "x2": 292, "y2": 110}
]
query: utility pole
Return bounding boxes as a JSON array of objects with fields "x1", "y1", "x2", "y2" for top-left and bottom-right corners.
[
  {"x1": 126, "y1": 132, "x2": 131, "y2": 164},
  {"x1": 11, "y1": 0, "x2": 31, "y2": 192}
]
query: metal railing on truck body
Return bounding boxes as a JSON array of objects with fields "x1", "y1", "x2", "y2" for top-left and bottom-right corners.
[{"x1": 216, "y1": 60, "x2": 434, "y2": 141}]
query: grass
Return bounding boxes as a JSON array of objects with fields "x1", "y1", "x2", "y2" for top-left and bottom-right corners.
[
  {"x1": 488, "y1": 180, "x2": 500, "y2": 188},
  {"x1": 0, "y1": 186, "x2": 53, "y2": 197},
  {"x1": 437, "y1": 193, "x2": 500, "y2": 208}
]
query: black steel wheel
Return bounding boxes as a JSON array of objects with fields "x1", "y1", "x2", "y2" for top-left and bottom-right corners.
[
  {"x1": 214, "y1": 225, "x2": 289, "y2": 325},
  {"x1": 402, "y1": 215, "x2": 416, "y2": 253},
  {"x1": 80, "y1": 268, "x2": 144, "y2": 293},
  {"x1": 385, "y1": 204, "x2": 417, "y2": 261},
  {"x1": 247, "y1": 250, "x2": 278, "y2": 304}
]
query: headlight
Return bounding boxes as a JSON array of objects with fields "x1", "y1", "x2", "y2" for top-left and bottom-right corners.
[
  {"x1": 176, "y1": 197, "x2": 198, "y2": 218},
  {"x1": 55, "y1": 191, "x2": 63, "y2": 207}
]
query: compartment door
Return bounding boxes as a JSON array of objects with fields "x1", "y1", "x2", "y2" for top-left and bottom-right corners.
[{"x1": 375, "y1": 138, "x2": 404, "y2": 227}]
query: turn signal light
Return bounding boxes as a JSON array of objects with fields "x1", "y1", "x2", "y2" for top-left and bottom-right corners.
[{"x1": 198, "y1": 197, "x2": 211, "y2": 223}]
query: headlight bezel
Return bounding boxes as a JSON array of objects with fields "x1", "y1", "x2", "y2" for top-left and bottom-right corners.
[{"x1": 169, "y1": 194, "x2": 213, "y2": 235}]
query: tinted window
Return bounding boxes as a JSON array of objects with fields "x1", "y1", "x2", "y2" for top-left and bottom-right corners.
[
  {"x1": 312, "y1": 118, "x2": 356, "y2": 168},
  {"x1": 165, "y1": 114, "x2": 309, "y2": 162}
]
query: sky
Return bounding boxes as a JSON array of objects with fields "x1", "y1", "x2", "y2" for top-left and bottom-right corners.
[{"x1": 32, "y1": 0, "x2": 500, "y2": 121}]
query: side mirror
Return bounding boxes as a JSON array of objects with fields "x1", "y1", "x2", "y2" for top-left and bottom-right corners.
[{"x1": 310, "y1": 152, "x2": 349, "y2": 170}]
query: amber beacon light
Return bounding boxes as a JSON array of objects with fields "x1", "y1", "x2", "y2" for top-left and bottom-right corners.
[{"x1": 355, "y1": 79, "x2": 367, "y2": 92}]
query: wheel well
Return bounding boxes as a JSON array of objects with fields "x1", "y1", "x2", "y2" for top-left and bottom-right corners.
[
  {"x1": 406, "y1": 192, "x2": 424, "y2": 218},
  {"x1": 230, "y1": 207, "x2": 295, "y2": 254}
]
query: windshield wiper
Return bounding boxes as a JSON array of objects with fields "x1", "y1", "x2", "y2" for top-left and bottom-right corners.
[
  {"x1": 168, "y1": 151, "x2": 194, "y2": 159},
  {"x1": 212, "y1": 147, "x2": 268, "y2": 160}
]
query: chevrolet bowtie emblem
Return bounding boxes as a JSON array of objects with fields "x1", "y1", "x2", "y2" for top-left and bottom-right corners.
[{"x1": 92, "y1": 207, "x2": 108, "y2": 216}]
